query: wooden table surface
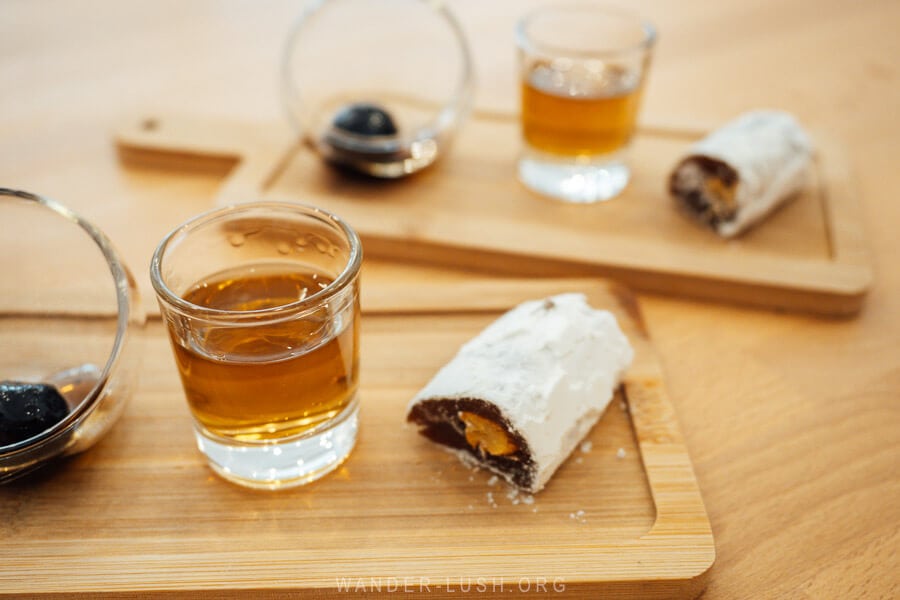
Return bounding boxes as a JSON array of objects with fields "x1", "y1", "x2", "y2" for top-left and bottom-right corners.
[{"x1": 1, "y1": 1, "x2": 898, "y2": 598}]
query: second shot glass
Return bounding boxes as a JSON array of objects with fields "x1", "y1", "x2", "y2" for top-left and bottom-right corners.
[{"x1": 516, "y1": 4, "x2": 656, "y2": 203}]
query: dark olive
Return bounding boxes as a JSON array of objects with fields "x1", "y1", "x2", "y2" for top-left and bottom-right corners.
[
  {"x1": 332, "y1": 103, "x2": 398, "y2": 136},
  {"x1": 0, "y1": 381, "x2": 70, "y2": 446}
]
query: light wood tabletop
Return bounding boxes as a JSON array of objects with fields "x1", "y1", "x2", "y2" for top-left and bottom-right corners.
[{"x1": 1, "y1": 1, "x2": 898, "y2": 598}]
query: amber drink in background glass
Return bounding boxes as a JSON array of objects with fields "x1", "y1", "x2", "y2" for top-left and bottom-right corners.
[
  {"x1": 150, "y1": 202, "x2": 361, "y2": 489},
  {"x1": 516, "y1": 4, "x2": 656, "y2": 203}
]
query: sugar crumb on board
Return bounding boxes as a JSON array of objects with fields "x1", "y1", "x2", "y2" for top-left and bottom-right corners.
[
  {"x1": 474, "y1": 476, "x2": 539, "y2": 511},
  {"x1": 569, "y1": 510, "x2": 587, "y2": 524}
]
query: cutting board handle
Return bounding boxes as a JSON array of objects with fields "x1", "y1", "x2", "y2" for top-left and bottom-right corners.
[{"x1": 116, "y1": 114, "x2": 298, "y2": 206}]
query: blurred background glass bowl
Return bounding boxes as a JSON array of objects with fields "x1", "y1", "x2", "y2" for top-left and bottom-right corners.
[
  {"x1": 0, "y1": 188, "x2": 145, "y2": 483},
  {"x1": 282, "y1": 0, "x2": 474, "y2": 177}
]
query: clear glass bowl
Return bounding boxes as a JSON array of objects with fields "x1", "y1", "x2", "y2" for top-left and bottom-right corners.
[
  {"x1": 0, "y1": 189, "x2": 145, "y2": 483},
  {"x1": 282, "y1": 0, "x2": 474, "y2": 177}
]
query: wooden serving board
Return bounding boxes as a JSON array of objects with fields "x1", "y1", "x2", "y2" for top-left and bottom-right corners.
[
  {"x1": 0, "y1": 278, "x2": 713, "y2": 599},
  {"x1": 116, "y1": 113, "x2": 872, "y2": 316}
]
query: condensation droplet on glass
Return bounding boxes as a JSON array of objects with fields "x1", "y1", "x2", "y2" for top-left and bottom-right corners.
[
  {"x1": 276, "y1": 241, "x2": 291, "y2": 255},
  {"x1": 315, "y1": 240, "x2": 329, "y2": 253},
  {"x1": 295, "y1": 236, "x2": 309, "y2": 248},
  {"x1": 228, "y1": 233, "x2": 246, "y2": 247}
]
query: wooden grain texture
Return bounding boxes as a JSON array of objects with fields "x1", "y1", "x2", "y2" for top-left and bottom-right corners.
[
  {"x1": 115, "y1": 114, "x2": 872, "y2": 316},
  {"x1": 0, "y1": 279, "x2": 713, "y2": 598},
  {"x1": 1, "y1": 1, "x2": 898, "y2": 598}
]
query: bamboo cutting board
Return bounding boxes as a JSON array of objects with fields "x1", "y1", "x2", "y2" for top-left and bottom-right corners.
[
  {"x1": 0, "y1": 278, "x2": 713, "y2": 599},
  {"x1": 116, "y1": 113, "x2": 872, "y2": 316}
]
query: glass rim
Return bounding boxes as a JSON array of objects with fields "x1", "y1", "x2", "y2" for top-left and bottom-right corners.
[
  {"x1": 149, "y1": 201, "x2": 363, "y2": 324},
  {"x1": 0, "y1": 188, "x2": 139, "y2": 455},
  {"x1": 281, "y1": 0, "x2": 475, "y2": 144},
  {"x1": 515, "y1": 3, "x2": 657, "y2": 59}
]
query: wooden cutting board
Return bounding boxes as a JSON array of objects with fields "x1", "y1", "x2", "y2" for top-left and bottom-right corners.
[
  {"x1": 0, "y1": 278, "x2": 713, "y2": 599},
  {"x1": 116, "y1": 112, "x2": 872, "y2": 316}
]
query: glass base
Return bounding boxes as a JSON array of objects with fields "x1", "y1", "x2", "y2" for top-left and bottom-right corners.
[
  {"x1": 194, "y1": 400, "x2": 358, "y2": 490},
  {"x1": 518, "y1": 154, "x2": 630, "y2": 203}
]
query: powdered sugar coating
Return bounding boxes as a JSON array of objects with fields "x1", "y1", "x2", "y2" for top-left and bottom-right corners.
[
  {"x1": 407, "y1": 293, "x2": 633, "y2": 492},
  {"x1": 678, "y1": 110, "x2": 813, "y2": 237}
]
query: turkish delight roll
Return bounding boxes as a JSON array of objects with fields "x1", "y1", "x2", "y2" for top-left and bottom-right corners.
[
  {"x1": 406, "y1": 293, "x2": 633, "y2": 493},
  {"x1": 668, "y1": 110, "x2": 813, "y2": 237}
]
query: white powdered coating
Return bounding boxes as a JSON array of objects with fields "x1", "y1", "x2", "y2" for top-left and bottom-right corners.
[
  {"x1": 676, "y1": 110, "x2": 813, "y2": 237},
  {"x1": 407, "y1": 293, "x2": 633, "y2": 493}
]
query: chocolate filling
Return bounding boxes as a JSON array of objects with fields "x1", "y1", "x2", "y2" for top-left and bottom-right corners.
[
  {"x1": 669, "y1": 155, "x2": 740, "y2": 228},
  {"x1": 408, "y1": 398, "x2": 536, "y2": 490}
]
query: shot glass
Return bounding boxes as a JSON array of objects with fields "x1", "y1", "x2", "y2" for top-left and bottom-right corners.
[
  {"x1": 150, "y1": 202, "x2": 362, "y2": 489},
  {"x1": 516, "y1": 4, "x2": 656, "y2": 203}
]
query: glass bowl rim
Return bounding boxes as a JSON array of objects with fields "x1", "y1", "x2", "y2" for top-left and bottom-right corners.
[
  {"x1": 280, "y1": 0, "x2": 476, "y2": 146},
  {"x1": 0, "y1": 188, "x2": 139, "y2": 456}
]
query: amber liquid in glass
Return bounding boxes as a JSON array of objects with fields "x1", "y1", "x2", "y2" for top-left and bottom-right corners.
[
  {"x1": 521, "y1": 61, "x2": 643, "y2": 157},
  {"x1": 171, "y1": 267, "x2": 359, "y2": 442}
]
